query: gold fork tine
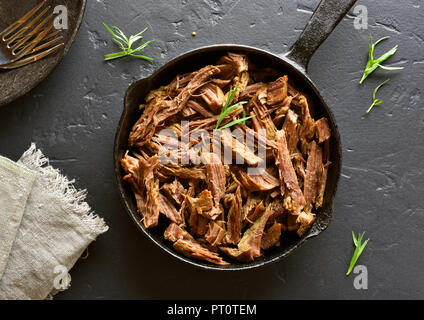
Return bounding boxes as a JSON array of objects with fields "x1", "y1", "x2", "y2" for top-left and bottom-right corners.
[
  {"x1": 11, "y1": 26, "x2": 60, "y2": 46},
  {"x1": 0, "y1": 0, "x2": 47, "y2": 40},
  {"x1": 21, "y1": 29, "x2": 62, "y2": 51},
  {"x1": 12, "y1": 22, "x2": 54, "y2": 61},
  {"x1": 42, "y1": 29, "x2": 62, "y2": 42},
  {"x1": 0, "y1": 42, "x2": 64, "y2": 70},
  {"x1": 12, "y1": 30, "x2": 63, "y2": 58},
  {"x1": 28, "y1": 34, "x2": 63, "y2": 56},
  {"x1": 6, "y1": 5, "x2": 51, "y2": 46},
  {"x1": 10, "y1": 11, "x2": 54, "y2": 53}
]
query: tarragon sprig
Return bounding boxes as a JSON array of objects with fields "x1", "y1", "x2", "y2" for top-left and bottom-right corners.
[
  {"x1": 360, "y1": 35, "x2": 403, "y2": 84},
  {"x1": 366, "y1": 79, "x2": 390, "y2": 114},
  {"x1": 103, "y1": 23, "x2": 154, "y2": 61},
  {"x1": 346, "y1": 231, "x2": 369, "y2": 276},
  {"x1": 216, "y1": 87, "x2": 254, "y2": 130}
]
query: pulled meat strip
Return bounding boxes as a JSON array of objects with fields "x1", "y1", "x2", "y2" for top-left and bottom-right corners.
[
  {"x1": 245, "y1": 201, "x2": 266, "y2": 225},
  {"x1": 205, "y1": 221, "x2": 226, "y2": 246},
  {"x1": 122, "y1": 154, "x2": 160, "y2": 228},
  {"x1": 186, "y1": 100, "x2": 214, "y2": 118},
  {"x1": 199, "y1": 83, "x2": 226, "y2": 113},
  {"x1": 122, "y1": 52, "x2": 332, "y2": 265},
  {"x1": 296, "y1": 212, "x2": 315, "y2": 237},
  {"x1": 242, "y1": 195, "x2": 261, "y2": 223},
  {"x1": 203, "y1": 153, "x2": 226, "y2": 206},
  {"x1": 159, "y1": 192, "x2": 183, "y2": 225},
  {"x1": 252, "y1": 90, "x2": 278, "y2": 141},
  {"x1": 275, "y1": 131, "x2": 306, "y2": 214},
  {"x1": 273, "y1": 97, "x2": 292, "y2": 127},
  {"x1": 303, "y1": 141, "x2": 323, "y2": 213},
  {"x1": 221, "y1": 130, "x2": 262, "y2": 166},
  {"x1": 186, "y1": 190, "x2": 219, "y2": 220},
  {"x1": 262, "y1": 222, "x2": 283, "y2": 250},
  {"x1": 218, "y1": 52, "x2": 248, "y2": 74},
  {"x1": 220, "y1": 205, "x2": 274, "y2": 262},
  {"x1": 283, "y1": 109, "x2": 299, "y2": 154},
  {"x1": 298, "y1": 96, "x2": 315, "y2": 156},
  {"x1": 240, "y1": 82, "x2": 266, "y2": 100},
  {"x1": 159, "y1": 165, "x2": 206, "y2": 180},
  {"x1": 267, "y1": 76, "x2": 288, "y2": 106},
  {"x1": 162, "y1": 179, "x2": 186, "y2": 205},
  {"x1": 165, "y1": 223, "x2": 194, "y2": 242},
  {"x1": 174, "y1": 239, "x2": 229, "y2": 266},
  {"x1": 315, "y1": 118, "x2": 331, "y2": 144},
  {"x1": 189, "y1": 210, "x2": 209, "y2": 236},
  {"x1": 225, "y1": 186, "x2": 243, "y2": 245},
  {"x1": 232, "y1": 166, "x2": 280, "y2": 192},
  {"x1": 316, "y1": 141, "x2": 331, "y2": 208}
]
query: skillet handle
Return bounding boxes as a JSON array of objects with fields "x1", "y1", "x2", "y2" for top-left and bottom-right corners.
[{"x1": 285, "y1": 0, "x2": 357, "y2": 71}]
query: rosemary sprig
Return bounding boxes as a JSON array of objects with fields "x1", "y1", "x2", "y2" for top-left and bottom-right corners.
[
  {"x1": 346, "y1": 231, "x2": 369, "y2": 276},
  {"x1": 103, "y1": 23, "x2": 154, "y2": 61},
  {"x1": 216, "y1": 87, "x2": 254, "y2": 130},
  {"x1": 366, "y1": 79, "x2": 390, "y2": 114},
  {"x1": 360, "y1": 35, "x2": 403, "y2": 84}
]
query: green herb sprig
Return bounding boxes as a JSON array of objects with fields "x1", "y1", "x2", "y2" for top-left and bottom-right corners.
[
  {"x1": 346, "y1": 231, "x2": 369, "y2": 276},
  {"x1": 366, "y1": 79, "x2": 390, "y2": 114},
  {"x1": 360, "y1": 35, "x2": 403, "y2": 84},
  {"x1": 103, "y1": 23, "x2": 154, "y2": 61},
  {"x1": 216, "y1": 87, "x2": 254, "y2": 130}
]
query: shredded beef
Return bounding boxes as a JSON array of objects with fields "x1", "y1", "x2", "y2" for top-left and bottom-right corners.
[
  {"x1": 174, "y1": 239, "x2": 229, "y2": 265},
  {"x1": 122, "y1": 52, "x2": 332, "y2": 265},
  {"x1": 164, "y1": 223, "x2": 194, "y2": 242},
  {"x1": 275, "y1": 131, "x2": 306, "y2": 214},
  {"x1": 203, "y1": 153, "x2": 226, "y2": 206},
  {"x1": 220, "y1": 205, "x2": 274, "y2": 262},
  {"x1": 205, "y1": 221, "x2": 226, "y2": 246},
  {"x1": 199, "y1": 83, "x2": 226, "y2": 113},
  {"x1": 225, "y1": 186, "x2": 243, "y2": 245},
  {"x1": 221, "y1": 130, "x2": 262, "y2": 166},
  {"x1": 232, "y1": 166, "x2": 280, "y2": 192},
  {"x1": 303, "y1": 141, "x2": 323, "y2": 213},
  {"x1": 315, "y1": 118, "x2": 331, "y2": 144},
  {"x1": 122, "y1": 154, "x2": 161, "y2": 228},
  {"x1": 162, "y1": 179, "x2": 186, "y2": 205},
  {"x1": 267, "y1": 76, "x2": 288, "y2": 106},
  {"x1": 262, "y1": 222, "x2": 283, "y2": 249},
  {"x1": 159, "y1": 192, "x2": 183, "y2": 224}
]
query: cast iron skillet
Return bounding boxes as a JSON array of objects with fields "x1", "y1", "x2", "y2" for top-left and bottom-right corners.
[
  {"x1": 0, "y1": 0, "x2": 87, "y2": 107},
  {"x1": 114, "y1": 0, "x2": 356, "y2": 271}
]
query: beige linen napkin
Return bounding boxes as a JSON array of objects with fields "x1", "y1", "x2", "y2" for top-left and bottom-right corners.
[
  {"x1": 0, "y1": 144, "x2": 109, "y2": 300},
  {"x1": 0, "y1": 157, "x2": 36, "y2": 280}
]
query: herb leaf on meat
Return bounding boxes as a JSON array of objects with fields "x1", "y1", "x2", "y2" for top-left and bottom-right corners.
[
  {"x1": 366, "y1": 79, "x2": 390, "y2": 114},
  {"x1": 216, "y1": 87, "x2": 253, "y2": 130},
  {"x1": 359, "y1": 35, "x2": 403, "y2": 84},
  {"x1": 103, "y1": 23, "x2": 154, "y2": 61},
  {"x1": 219, "y1": 116, "x2": 255, "y2": 130},
  {"x1": 346, "y1": 231, "x2": 369, "y2": 276}
]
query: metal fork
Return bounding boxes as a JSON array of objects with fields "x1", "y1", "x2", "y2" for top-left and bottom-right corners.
[{"x1": 0, "y1": 0, "x2": 64, "y2": 70}]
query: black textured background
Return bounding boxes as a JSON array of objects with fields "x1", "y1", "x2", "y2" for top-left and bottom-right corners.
[{"x1": 1, "y1": 0, "x2": 423, "y2": 299}]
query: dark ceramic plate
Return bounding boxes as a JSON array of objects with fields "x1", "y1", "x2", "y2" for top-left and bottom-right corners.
[
  {"x1": 0, "y1": 0, "x2": 86, "y2": 107},
  {"x1": 114, "y1": 0, "x2": 356, "y2": 270}
]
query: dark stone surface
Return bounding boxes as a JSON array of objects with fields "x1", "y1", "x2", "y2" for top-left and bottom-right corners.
[{"x1": 0, "y1": 0, "x2": 423, "y2": 299}]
